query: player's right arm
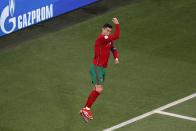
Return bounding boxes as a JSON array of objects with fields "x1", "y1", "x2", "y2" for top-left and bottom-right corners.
[
  {"x1": 109, "y1": 24, "x2": 120, "y2": 41},
  {"x1": 99, "y1": 18, "x2": 120, "y2": 42}
]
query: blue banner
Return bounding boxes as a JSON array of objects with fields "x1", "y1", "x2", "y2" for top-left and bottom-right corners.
[{"x1": 0, "y1": 0, "x2": 98, "y2": 37}]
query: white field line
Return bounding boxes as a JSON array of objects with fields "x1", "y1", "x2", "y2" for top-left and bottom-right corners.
[
  {"x1": 103, "y1": 93, "x2": 196, "y2": 131},
  {"x1": 154, "y1": 110, "x2": 196, "y2": 122}
]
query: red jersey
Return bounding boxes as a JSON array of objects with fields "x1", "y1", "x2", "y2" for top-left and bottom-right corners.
[{"x1": 93, "y1": 24, "x2": 120, "y2": 68}]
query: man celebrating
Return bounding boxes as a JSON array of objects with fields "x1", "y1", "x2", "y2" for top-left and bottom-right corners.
[{"x1": 80, "y1": 18, "x2": 120, "y2": 123}]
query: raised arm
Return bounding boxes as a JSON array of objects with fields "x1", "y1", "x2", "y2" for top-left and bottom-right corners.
[
  {"x1": 98, "y1": 18, "x2": 120, "y2": 42},
  {"x1": 110, "y1": 17, "x2": 120, "y2": 40},
  {"x1": 109, "y1": 24, "x2": 120, "y2": 41}
]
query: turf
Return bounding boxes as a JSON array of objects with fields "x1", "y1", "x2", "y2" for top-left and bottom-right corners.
[
  {"x1": 165, "y1": 98, "x2": 196, "y2": 117},
  {"x1": 0, "y1": 0, "x2": 196, "y2": 131},
  {"x1": 119, "y1": 114, "x2": 196, "y2": 131}
]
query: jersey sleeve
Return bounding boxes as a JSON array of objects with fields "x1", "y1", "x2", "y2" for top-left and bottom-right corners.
[{"x1": 110, "y1": 43, "x2": 119, "y2": 59}]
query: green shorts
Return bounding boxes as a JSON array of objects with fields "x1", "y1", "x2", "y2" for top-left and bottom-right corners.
[{"x1": 90, "y1": 64, "x2": 106, "y2": 85}]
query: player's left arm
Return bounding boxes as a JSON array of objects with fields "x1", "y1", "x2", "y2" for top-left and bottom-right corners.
[{"x1": 111, "y1": 43, "x2": 119, "y2": 64}]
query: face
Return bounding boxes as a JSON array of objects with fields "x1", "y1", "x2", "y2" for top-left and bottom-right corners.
[{"x1": 102, "y1": 27, "x2": 112, "y2": 36}]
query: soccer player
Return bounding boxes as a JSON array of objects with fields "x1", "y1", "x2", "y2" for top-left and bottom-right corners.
[{"x1": 80, "y1": 18, "x2": 120, "y2": 123}]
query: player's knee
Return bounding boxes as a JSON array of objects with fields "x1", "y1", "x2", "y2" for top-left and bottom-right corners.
[
  {"x1": 98, "y1": 87, "x2": 103, "y2": 93},
  {"x1": 95, "y1": 85, "x2": 103, "y2": 93}
]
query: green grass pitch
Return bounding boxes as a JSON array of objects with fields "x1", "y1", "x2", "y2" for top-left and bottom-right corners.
[{"x1": 0, "y1": 0, "x2": 196, "y2": 130}]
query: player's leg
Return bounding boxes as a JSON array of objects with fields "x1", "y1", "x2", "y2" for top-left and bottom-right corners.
[
  {"x1": 80, "y1": 64, "x2": 105, "y2": 122},
  {"x1": 80, "y1": 85, "x2": 102, "y2": 121},
  {"x1": 85, "y1": 64, "x2": 105, "y2": 109},
  {"x1": 84, "y1": 85, "x2": 103, "y2": 110}
]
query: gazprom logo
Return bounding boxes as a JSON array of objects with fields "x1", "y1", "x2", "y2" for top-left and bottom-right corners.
[
  {"x1": 0, "y1": 0, "x2": 53, "y2": 35},
  {"x1": 0, "y1": 0, "x2": 16, "y2": 34}
]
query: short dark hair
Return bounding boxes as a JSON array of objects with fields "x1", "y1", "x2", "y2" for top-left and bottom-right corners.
[{"x1": 103, "y1": 23, "x2": 113, "y2": 29}]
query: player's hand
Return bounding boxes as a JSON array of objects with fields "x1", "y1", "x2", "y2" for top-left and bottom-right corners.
[
  {"x1": 114, "y1": 58, "x2": 119, "y2": 64},
  {"x1": 112, "y1": 17, "x2": 119, "y2": 24}
]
